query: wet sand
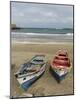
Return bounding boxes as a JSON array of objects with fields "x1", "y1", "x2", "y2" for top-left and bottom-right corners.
[{"x1": 11, "y1": 42, "x2": 74, "y2": 98}]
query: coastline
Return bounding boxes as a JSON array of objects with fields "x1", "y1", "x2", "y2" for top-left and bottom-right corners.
[
  {"x1": 12, "y1": 40, "x2": 73, "y2": 45},
  {"x1": 11, "y1": 41, "x2": 73, "y2": 97}
]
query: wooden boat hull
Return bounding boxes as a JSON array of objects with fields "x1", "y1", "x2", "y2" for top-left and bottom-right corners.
[
  {"x1": 16, "y1": 64, "x2": 46, "y2": 90},
  {"x1": 50, "y1": 66, "x2": 68, "y2": 83},
  {"x1": 49, "y1": 50, "x2": 72, "y2": 83},
  {"x1": 30, "y1": 55, "x2": 45, "y2": 65},
  {"x1": 21, "y1": 71, "x2": 45, "y2": 90}
]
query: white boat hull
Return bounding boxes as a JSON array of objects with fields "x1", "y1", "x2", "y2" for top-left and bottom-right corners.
[
  {"x1": 50, "y1": 65, "x2": 72, "y2": 83},
  {"x1": 16, "y1": 64, "x2": 46, "y2": 90}
]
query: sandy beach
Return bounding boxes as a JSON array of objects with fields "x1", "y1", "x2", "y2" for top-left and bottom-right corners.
[{"x1": 11, "y1": 42, "x2": 74, "y2": 98}]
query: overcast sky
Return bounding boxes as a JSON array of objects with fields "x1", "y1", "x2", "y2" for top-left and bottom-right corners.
[{"x1": 11, "y1": 2, "x2": 73, "y2": 28}]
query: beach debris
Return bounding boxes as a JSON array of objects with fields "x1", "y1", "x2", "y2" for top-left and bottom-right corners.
[{"x1": 49, "y1": 50, "x2": 72, "y2": 83}]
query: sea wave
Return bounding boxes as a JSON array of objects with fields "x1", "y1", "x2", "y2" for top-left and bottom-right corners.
[
  {"x1": 11, "y1": 32, "x2": 73, "y2": 36},
  {"x1": 11, "y1": 32, "x2": 73, "y2": 42},
  {"x1": 66, "y1": 33, "x2": 73, "y2": 36}
]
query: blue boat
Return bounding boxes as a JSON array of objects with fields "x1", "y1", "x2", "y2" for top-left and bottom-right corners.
[
  {"x1": 30, "y1": 55, "x2": 45, "y2": 65},
  {"x1": 14, "y1": 55, "x2": 46, "y2": 90}
]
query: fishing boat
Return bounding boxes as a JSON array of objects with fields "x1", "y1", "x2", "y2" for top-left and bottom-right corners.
[
  {"x1": 14, "y1": 55, "x2": 46, "y2": 90},
  {"x1": 49, "y1": 50, "x2": 72, "y2": 83},
  {"x1": 30, "y1": 55, "x2": 45, "y2": 64}
]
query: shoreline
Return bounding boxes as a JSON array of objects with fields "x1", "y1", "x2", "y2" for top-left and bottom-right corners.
[{"x1": 12, "y1": 40, "x2": 73, "y2": 45}]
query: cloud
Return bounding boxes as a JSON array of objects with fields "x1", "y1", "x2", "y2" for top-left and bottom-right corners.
[
  {"x1": 11, "y1": 2, "x2": 73, "y2": 28},
  {"x1": 19, "y1": 12, "x2": 24, "y2": 17}
]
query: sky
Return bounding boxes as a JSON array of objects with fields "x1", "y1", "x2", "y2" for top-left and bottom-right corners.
[{"x1": 11, "y1": 2, "x2": 73, "y2": 28}]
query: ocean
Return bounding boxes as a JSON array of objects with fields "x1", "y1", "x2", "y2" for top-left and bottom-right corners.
[{"x1": 11, "y1": 28, "x2": 73, "y2": 43}]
